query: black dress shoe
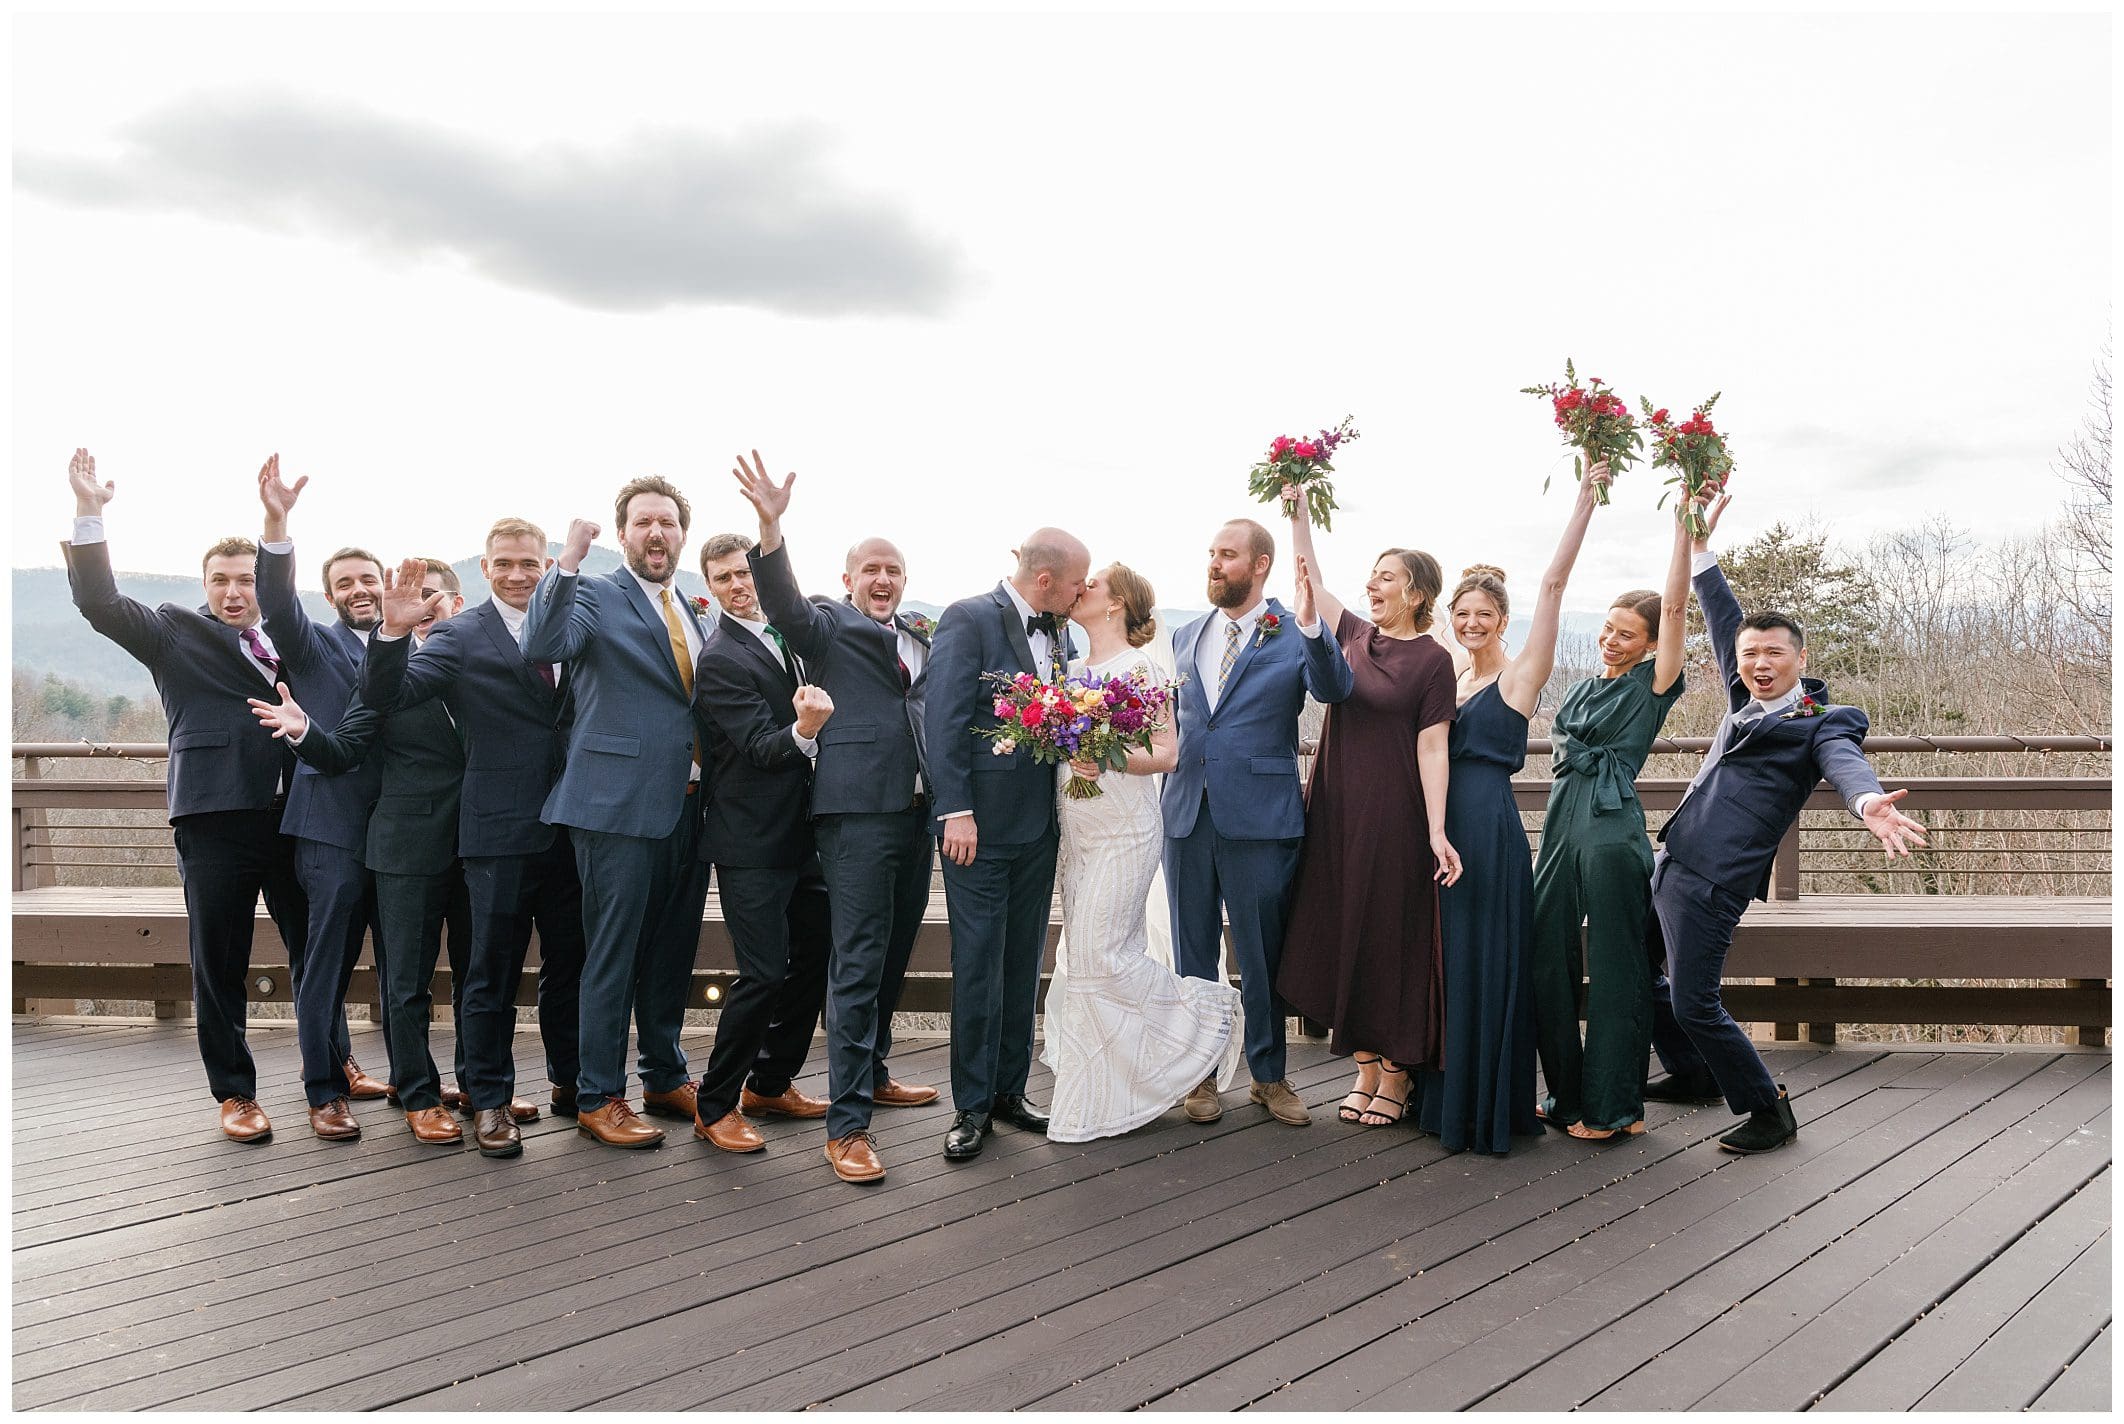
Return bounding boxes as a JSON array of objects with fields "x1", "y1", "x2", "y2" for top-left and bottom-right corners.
[
  {"x1": 943, "y1": 1111, "x2": 990, "y2": 1161},
  {"x1": 1644, "y1": 1071, "x2": 1724, "y2": 1105},
  {"x1": 1718, "y1": 1087, "x2": 1799, "y2": 1154},
  {"x1": 990, "y1": 1094, "x2": 1050, "y2": 1133},
  {"x1": 550, "y1": 1084, "x2": 579, "y2": 1118}
]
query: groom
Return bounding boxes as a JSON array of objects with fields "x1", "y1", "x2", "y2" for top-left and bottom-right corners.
[
  {"x1": 928, "y1": 530, "x2": 1091, "y2": 1161},
  {"x1": 1163, "y1": 519, "x2": 1354, "y2": 1126}
]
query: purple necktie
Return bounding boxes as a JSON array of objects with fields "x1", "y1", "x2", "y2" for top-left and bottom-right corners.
[
  {"x1": 536, "y1": 662, "x2": 557, "y2": 690},
  {"x1": 240, "y1": 627, "x2": 281, "y2": 677}
]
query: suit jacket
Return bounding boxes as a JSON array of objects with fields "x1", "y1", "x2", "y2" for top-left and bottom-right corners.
[
  {"x1": 361, "y1": 602, "x2": 570, "y2": 859},
  {"x1": 287, "y1": 679, "x2": 463, "y2": 878},
  {"x1": 749, "y1": 543, "x2": 931, "y2": 818},
  {"x1": 924, "y1": 582, "x2": 1077, "y2": 844},
  {"x1": 1658, "y1": 561, "x2": 1884, "y2": 901},
  {"x1": 693, "y1": 619, "x2": 814, "y2": 869},
  {"x1": 522, "y1": 566, "x2": 710, "y2": 840},
  {"x1": 62, "y1": 539, "x2": 294, "y2": 821},
  {"x1": 1160, "y1": 599, "x2": 1356, "y2": 841},
  {"x1": 258, "y1": 544, "x2": 383, "y2": 851}
]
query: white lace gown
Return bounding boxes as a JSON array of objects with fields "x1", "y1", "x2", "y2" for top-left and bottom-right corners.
[{"x1": 1042, "y1": 649, "x2": 1243, "y2": 1143}]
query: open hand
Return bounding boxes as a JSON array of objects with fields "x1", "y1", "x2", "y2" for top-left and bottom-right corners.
[
  {"x1": 379, "y1": 558, "x2": 446, "y2": 637},
  {"x1": 792, "y1": 684, "x2": 834, "y2": 738},
  {"x1": 1861, "y1": 788, "x2": 1929, "y2": 858},
  {"x1": 68, "y1": 448, "x2": 113, "y2": 515},
  {"x1": 558, "y1": 517, "x2": 599, "y2": 573},
  {"x1": 257, "y1": 453, "x2": 307, "y2": 520},
  {"x1": 1293, "y1": 551, "x2": 1318, "y2": 627},
  {"x1": 733, "y1": 449, "x2": 795, "y2": 527},
  {"x1": 246, "y1": 682, "x2": 309, "y2": 742},
  {"x1": 1430, "y1": 830, "x2": 1463, "y2": 886}
]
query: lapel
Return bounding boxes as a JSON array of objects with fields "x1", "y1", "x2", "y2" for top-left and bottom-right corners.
[
  {"x1": 994, "y1": 583, "x2": 1039, "y2": 676},
  {"x1": 326, "y1": 620, "x2": 366, "y2": 669},
  {"x1": 896, "y1": 613, "x2": 932, "y2": 652},
  {"x1": 1216, "y1": 599, "x2": 1281, "y2": 706},
  {"x1": 613, "y1": 570, "x2": 689, "y2": 697},
  {"x1": 200, "y1": 607, "x2": 274, "y2": 685},
  {"x1": 479, "y1": 600, "x2": 553, "y2": 702},
  {"x1": 730, "y1": 620, "x2": 799, "y2": 693}
]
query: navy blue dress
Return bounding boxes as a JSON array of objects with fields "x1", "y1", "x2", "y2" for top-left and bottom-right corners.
[{"x1": 1414, "y1": 679, "x2": 1541, "y2": 1154}]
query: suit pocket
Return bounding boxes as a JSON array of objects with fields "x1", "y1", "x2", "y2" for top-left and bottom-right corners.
[
  {"x1": 819, "y1": 723, "x2": 877, "y2": 746},
  {"x1": 1249, "y1": 755, "x2": 1298, "y2": 776},
  {"x1": 170, "y1": 731, "x2": 230, "y2": 752},
  {"x1": 579, "y1": 731, "x2": 640, "y2": 757}
]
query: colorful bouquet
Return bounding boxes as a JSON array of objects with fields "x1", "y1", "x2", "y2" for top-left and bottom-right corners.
[
  {"x1": 975, "y1": 665, "x2": 1180, "y2": 799},
  {"x1": 1247, "y1": 416, "x2": 1360, "y2": 530},
  {"x1": 1641, "y1": 393, "x2": 1735, "y2": 538},
  {"x1": 1520, "y1": 359, "x2": 1643, "y2": 502}
]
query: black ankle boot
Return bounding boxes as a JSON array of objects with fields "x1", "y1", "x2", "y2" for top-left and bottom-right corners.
[{"x1": 1717, "y1": 1086, "x2": 1798, "y2": 1154}]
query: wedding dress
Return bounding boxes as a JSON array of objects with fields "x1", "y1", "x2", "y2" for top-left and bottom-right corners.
[{"x1": 1042, "y1": 648, "x2": 1242, "y2": 1143}]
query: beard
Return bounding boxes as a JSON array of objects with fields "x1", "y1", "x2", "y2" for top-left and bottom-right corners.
[
  {"x1": 625, "y1": 539, "x2": 676, "y2": 583},
  {"x1": 1206, "y1": 573, "x2": 1256, "y2": 611},
  {"x1": 335, "y1": 598, "x2": 381, "y2": 631}
]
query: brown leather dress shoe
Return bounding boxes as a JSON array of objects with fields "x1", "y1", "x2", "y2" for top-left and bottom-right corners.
[
  {"x1": 473, "y1": 1108, "x2": 522, "y2": 1159},
  {"x1": 309, "y1": 1097, "x2": 361, "y2": 1141},
  {"x1": 741, "y1": 1084, "x2": 830, "y2": 1120},
  {"x1": 440, "y1": 1086, "x2": 469, "y2": 1110},
  {"x1": 344, "y1": 1057, "x2": 390, "y2": 1101},
  {"x1": 576, "y1": 1099, "x2": 666, "y2": 1149},
  {"x1": 507, "y1": 1097, "x2": 539, "y2": 1123},
  {"x1": 641, "y1": 1083, "x2": 700, "y2": 1120},
  {"x1": 220, "y1": 1096, "x2": 272, "y2": 1144},
  {"x1": 406, "y1": 1106, "x2": 463, "y2": 1144},
  {"x1": 872, "y1": 1077, "x2": 940, "y2": 1108},
  {"x1": 825, "y1": 1130, "x2": 886, "y2": 1182},
  {"x1": 695, "y1": 1109, "x2": 766, "y2": 1153}
]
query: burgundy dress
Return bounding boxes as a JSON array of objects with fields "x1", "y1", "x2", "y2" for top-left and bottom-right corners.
[{"x1": 1275, "y1": 609, "x2": 1458, "y2": 1069}]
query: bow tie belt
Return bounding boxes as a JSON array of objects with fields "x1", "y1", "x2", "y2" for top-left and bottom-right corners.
[{"x1": 1552, "y1": 741, "x2": 1643, "y2": 815}]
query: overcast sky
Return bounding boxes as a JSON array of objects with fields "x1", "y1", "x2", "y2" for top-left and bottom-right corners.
[{"x1": 12, "y1": 9, "x2": 2110, "y2": 618}]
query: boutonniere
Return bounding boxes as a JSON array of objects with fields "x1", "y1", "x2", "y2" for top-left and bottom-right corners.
[
  {"x1": 691, "y1": 596, "x2": 712, "y2": 618},
  {"x1": 1781, "y1": 694, "x2": 1823, "y2": 720},
  {"x1": 1254, "y1": 612, "x2": 1283, "y2": 648},
  {"x1": 905, "y1": 613, "x2": 936, "y2": 639}
]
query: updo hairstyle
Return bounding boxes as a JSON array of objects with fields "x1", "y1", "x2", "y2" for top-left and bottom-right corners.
[
  {"x1": 1102, "y1": 562, "x2": 1159, "y2": 649},
  {"x1": 1451, "y1": 563, "x2": 1510, "y2": 620},
  {"x1": 1610, "y1": 588, "x2": 1663, "y2": 639}
]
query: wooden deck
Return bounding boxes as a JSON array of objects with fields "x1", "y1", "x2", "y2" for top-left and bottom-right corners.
[{"x1": 9, "y1": 1020, "x2": 2112, "y2": 1412}]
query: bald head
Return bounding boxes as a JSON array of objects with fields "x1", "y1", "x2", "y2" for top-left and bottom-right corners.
[
  {"x1": 842, "y1": 536, "x2": 909, "y2": 621},
  {"x1": 1012, "y1": 526, "x2": 1092, "y2": 616}
]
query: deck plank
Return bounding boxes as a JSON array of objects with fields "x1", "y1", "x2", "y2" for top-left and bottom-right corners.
[
  {"x1": 1915, "y1": 1227, "x2": 2112, "y2": 1411},
  {"x1": 2030, "y1": 1323, "x2": 2111, "y2": 1412}
]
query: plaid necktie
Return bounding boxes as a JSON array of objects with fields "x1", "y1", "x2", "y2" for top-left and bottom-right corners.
[{"x1": 1215, "y1": 618, "x2": 1241, "y2": 701}]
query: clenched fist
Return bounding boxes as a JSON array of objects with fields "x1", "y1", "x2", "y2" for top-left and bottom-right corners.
[
  {"x1": 559, "y1": 518, "x2": 600, "y2": 572},
  {"x1": 793, "y1": 684, "x2": 834, "y2": 738}
]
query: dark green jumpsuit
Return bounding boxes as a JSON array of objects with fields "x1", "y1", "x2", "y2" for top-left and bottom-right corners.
[{"x1": 1530, "y1": 658, "x2": 1684, "y2": 1131}]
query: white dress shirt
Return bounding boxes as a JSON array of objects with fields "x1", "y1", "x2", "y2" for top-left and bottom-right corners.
[
  {"x1": 1000, "y1": 580, "x2": 1057, "y2": 678},
  {"x1": 1193, "y1": 598, "x2": 1323, "y2": 714}
]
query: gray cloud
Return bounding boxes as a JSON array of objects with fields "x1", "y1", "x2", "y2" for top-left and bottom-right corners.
[{"x1": 16, "y1": 95, "x2": 964, "y2": 317}]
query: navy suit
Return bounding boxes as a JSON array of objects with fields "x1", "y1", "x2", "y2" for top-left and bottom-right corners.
[
  {"x1": 926, "y1": 583, "x2": 1073, "y2": 1115},
  {"x1": 750, "y1": 543, "x2": 932, "y2": 1141},
  {"x1": 690, "y1": 619, "x2": 831, "y2": 1125},
  {"x1": 259, "y1": 543, "x2": 382, "y2": 1107},
  {"x1": 1650, "y1": 560, "x2": 1885, "y2": 1114},
  {"x1": 64, "y1": 536, "x2": 309, "y2": 1104},
  {"x1": 362, "y1": 605, "x2": 584, "y2": 1114},
  {"x1": 524, "y1": 567, "x2": 710, "y2": 1114},
  {"x1": 1161, "y1": 601, "x2": 1355, "y2": 1082}
]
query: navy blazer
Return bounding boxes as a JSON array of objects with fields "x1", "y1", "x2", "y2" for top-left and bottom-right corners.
[
  {"x1": 1160, "y1": 600, "x2": 1356, "y2": 841},
  {"x1": 1658, "y1": 561, "x2": 1884, "y2": 901},
  {"x1": 522, "y1": 566, "x2": 710, "y2": 840},
  {"x1": 361, "y1": 603, "x2": 570, "y2": 859},
  {"x1": 287, "y1": 684, "x2": 463, "y2": 878},
  {"x1": 693, "y1": 619, "x2": 814, "y2": 869},
  {"x1": 749, "y1": 543, "x2": 930, "y2": 818},
  {"x1": 257, "y1": 544, "x2": 383, "y2": 851},
  {"x1": 63, "y1": 539, "x2": 294, "y2": 821},
  {"x1": 924, "y1": 583, "x2": 1077, "y2": 844}
]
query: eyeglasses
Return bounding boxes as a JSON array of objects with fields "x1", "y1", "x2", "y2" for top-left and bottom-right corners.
[{"x1": 420, "y1": 588, "x2": 444, "y2": 599}]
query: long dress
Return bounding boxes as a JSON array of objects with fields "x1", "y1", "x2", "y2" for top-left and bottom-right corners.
[
  {"x1": 1413, "y1": 680, "x2": 1541, "y2": 1154},
  {"x1": 1042, "y1": 649, "x2": 1243, "y2": 1143},
  {"x1": 1274, "y1": 610, "x2": 1458, "y2": 1070},
  {"x1": 1528, "y1": 658, "x2": 1686, "y2": 1132}
]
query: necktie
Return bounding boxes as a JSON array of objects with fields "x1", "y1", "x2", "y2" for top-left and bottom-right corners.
[
  {"x1": 240, "y1": 627, "x2": 281, "y2": 680},
  {"x1": 764, "y1": 623, "x2": 796, "y2": 678},
  {"x1": 535, "y1": 662, "x2": 557, "y2": 690},
  {"x1": 659, "y1": 588, "x2": 695, "y2": 696},
  {"x1": 1216, "y1": 619, "x2": 1242, "y2": 702},
  {"x1": 1688, "y1": 700, "x2": 1767, "y2": 796}
]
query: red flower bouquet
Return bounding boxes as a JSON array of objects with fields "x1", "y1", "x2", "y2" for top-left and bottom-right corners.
[
  {"x1": 974, "y1": 666, "x2": 1180, "y2": 799},
  {"x1": 1641, "y1": 393, "x2": 1735, "y2": 538},
  {"x1": 1521, "y1": 359, "x2": 1642, "y2": 503},
  {"x1": 1247, "y1": 416, "x2": 1359, "y2": 530}
]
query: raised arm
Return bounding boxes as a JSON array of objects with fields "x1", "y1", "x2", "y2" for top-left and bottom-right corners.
[
  {"x1": 1651, "y1": 501, "x2": 1692, "y2": 697},
  {"x1": 1294, "y1": 553, "x2": 1357, "y2": 703},
  {"x1": 62, "y1": 449, "x2": 172, "y2": 667},
  {"x1": 1498, "y1": 460, "x2": 1608, "y2": 718},
  {"x1": 521, "y1": 519, "x2": 601, "y2": 663},
  {"x1": 254, "y1": 454, "x2": 329, "y2": 674},
  {"x1": 247, "y1": 681, "x2": 380, "y2": 775},
  {"x1": 1283, "y1": 483, "x2": 1348, "y2": 630},
  {"x1": 734, "y1": 450, "x2": 837, "y2": 658},
  {"x1": 1688, "y1": 493, "x2": 1742, "y2": 693}
]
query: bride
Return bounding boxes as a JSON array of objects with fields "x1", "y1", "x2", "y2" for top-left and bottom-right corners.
[{"x1": 1041, "y1": 562, "x2": 1242, "y2": 1143}]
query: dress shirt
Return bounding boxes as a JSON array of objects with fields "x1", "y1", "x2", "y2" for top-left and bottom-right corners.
[
  {"x1": 727, "y1": 613, "x2": 817, "y2": 757},
  {"x1": 489, "y1": 597, "x2": 564, "y2": 682},
  {"x1": 554, "y1": 563, "x2": 703, "y2": 782},
  {"x1": 1194, "y1": 598, "x2": 1323, "y2": 714},
  {"x1": 1000, "y1": 580, "x2": 1056, "y2": 679}
]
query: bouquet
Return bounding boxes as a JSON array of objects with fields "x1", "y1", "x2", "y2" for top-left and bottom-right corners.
[
  {"x1": 974, "y1": 665, "x2": 1180, "y2": 799},
  {"x1": 1247, "y1": 416, "x2": 1360, "y2": 530},
  {"x1": 1641, "y1": 394, "x2": 1735, "y2": 538},
  {"x1": 1520, "y1": 359, "x2": 1643, "y2": 502}
]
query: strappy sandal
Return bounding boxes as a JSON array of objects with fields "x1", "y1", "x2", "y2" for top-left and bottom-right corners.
[
  {"x1": 1357, "y1": 1060, "x2": 1411, "y2": 1128},
  {"x1": 1339, "y1": 1053, "x2": 1383, "y2": 1124},
  {"x1": 1533, "y1": 1095, "x2": 1575, "y2": 1133},
  {"x1": 1566, "y1": 1119, "x2": 1647, "y2": 1142}
]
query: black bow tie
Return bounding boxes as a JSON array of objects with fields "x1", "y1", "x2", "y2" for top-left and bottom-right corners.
[{"x1": 1026, "y1": 612, "x2": 1058, "y2": 637}]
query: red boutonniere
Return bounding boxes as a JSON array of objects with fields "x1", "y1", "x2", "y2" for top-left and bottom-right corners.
[
  {"x1": 1255, "y1": 611, "x2": 1283, "y2": 648},
  {"x1": 691, "y1": 596, "x2": 712, "y2": 617},
  {"x1": 905, "y1": 613, "x2": 936, "y2": 638},
  {"x1": 1784, "y1": 694, "x2": 1823, "y2": 719}
]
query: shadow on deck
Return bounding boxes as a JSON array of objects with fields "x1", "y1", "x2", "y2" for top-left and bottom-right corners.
[{"x1": 8, "y1": 1021, "x2": 2112, "y2": 1412}]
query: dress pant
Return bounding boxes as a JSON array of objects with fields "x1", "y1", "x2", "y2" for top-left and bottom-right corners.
[
  {"x1": 1528, "y1": 834, "x2": 1655, "y2": 1132},
  {"x1": 373, "y1": 864, "x2": 472, "y2": 1112},
  {"x1": 1649, "y1": 855, "x2": 1780, "y2": 1114},
  {"x1": 1165, "y1": 796, "x2": 1302, "y2": 1084},
  {"x1": 694, "y1": 859, "x2": 832, "y2": 1124},
  {"x1": 943, "y1": 827, "x2": 1060, "y2": 1115},
  {"x1": 460, "y1": 836, "x2": 586, "y2": 1111},
  {"x1": 170, "y1": 808, "x2": 310, "y2": 1103},
  {"x1": 814, "y1": 802, "x2": 933, "y2": 1141},
  {"x1": 291, "y1": 837, "x2": 373, "y2": 1108},
  {"x1": 571, "y1": 803, "x2": 707, "y2": 1114}
]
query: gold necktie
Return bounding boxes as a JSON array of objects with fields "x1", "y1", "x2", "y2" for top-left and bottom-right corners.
[{"x1": 659, "y1": 588, "x2": 695, "y2": 696}]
